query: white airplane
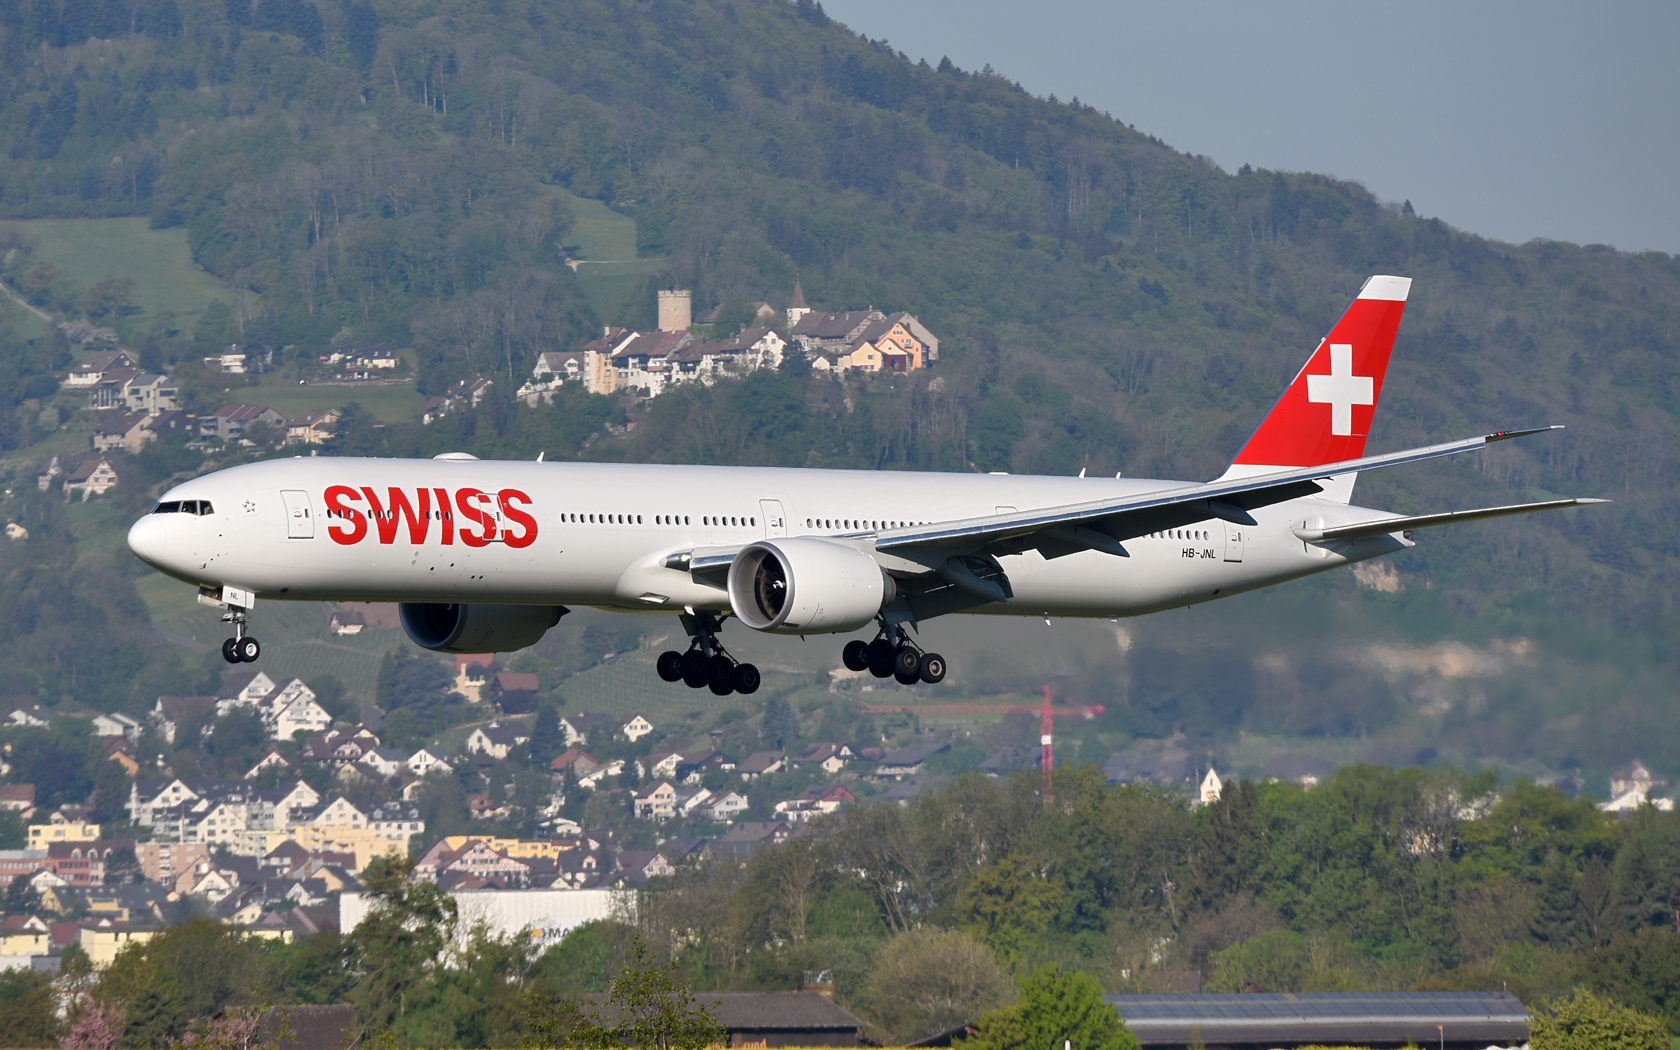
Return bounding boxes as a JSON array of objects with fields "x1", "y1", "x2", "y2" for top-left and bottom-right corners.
[{"x1": 128, "y1": 276, "x2": 1603, "y2": 695}]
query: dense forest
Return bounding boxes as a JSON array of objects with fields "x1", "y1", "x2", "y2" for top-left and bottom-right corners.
[
  {"x1": 0, "y1": 0, "x2": 1678, "y2": 778},
  {"x1": 2, "y1": 768, "x2": 1679, "y2": 1046}
]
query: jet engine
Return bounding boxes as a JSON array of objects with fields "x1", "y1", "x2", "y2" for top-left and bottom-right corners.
[
  {"x1": 727, "y1": 538, "x2": 892, "y2": 634},
  {"x1": 399, "y1": 602, "x2": 567, "y2": 653}
]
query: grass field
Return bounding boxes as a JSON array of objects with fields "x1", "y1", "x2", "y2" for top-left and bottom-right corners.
[
  {"x1": 551, "y1": 189, "x2": 665, "y2": 322},
  {"x1": 241, "y1": 373, "x2": 427, "y2": 424},
  {"x1": 11, "y1": 218, "x2": 230, "y2": 326}
]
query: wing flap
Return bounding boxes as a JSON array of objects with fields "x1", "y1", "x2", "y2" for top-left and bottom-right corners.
[{"x1": 1292, "y1": 498, "x2": 1609, "y2": 542}]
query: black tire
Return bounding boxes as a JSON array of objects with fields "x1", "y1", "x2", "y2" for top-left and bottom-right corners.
[
  {"x1": 221, "y1": 638, "x2": 240, "y2": 664},
  {"x1": 894, "y1": 665, "x2": 921, "y2": 686},
  {"x1": 657, "y1": 650, "x2": 685, "y2": 682},
  {"x1": 734, "y1": 663, "x2": 762, "y2": 695},
  {"x1": 893, "y1": 645, "x2": 921, "y2": 679},
  {"x1": 682, "y1": 649, "x2": 709, "y2": 688},
  {"x1": 709, "y1": 654, "x2": 736, "y2": 689},
  {"x1": 842, "y1": 639, "x2": 870, "y2": 672},
  {"x1": 866, "y1": 638, "x2": 896, "y2": 678},
  {"x1": 237, "y1": 636, "x2": 261, "y2": 662},
  {"x1": 918, "y1": 652, "x2": 947, "y2": 685}
]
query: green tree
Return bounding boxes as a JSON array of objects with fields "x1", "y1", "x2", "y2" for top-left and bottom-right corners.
[
  {"x1": 856, "y1": 928, "x2": 1012, "y2": 1044},
  {"x1": 956, "y1": 853, "x2": 1064, "y2": 966},
  {"x1": 965, "y1": 964, "x2": 1139, "y2": 1050},
  {"x1": 1205, "y1": 929, "x2": 1309, "y2": 993},
  {"x1": 0, "y1": 968, "x2": 59, "y2": 1047},
  {"x1": 347, "y1": 854, "x2": 458, "y2": 1034},
  {"x1": 1528, "y1": 989, "x2": 1667, "y2": 1050},
  {"x1": 1531, "y1": 852, "x2": 1582, "y2": 944},
  {"x1": 559, "y1": 936, "x2": 725, "y2": 1050},
  {"x1": 85, "y1": 275, "x2": 136, "y2": 318},
  {"x1": 761, "y1": 697, "x2": 799, "y2": 750}
]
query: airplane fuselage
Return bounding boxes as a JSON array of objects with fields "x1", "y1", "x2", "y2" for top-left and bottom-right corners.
[{"x1": 127, "y1": 456, "x2": 1407, "y2": 623}]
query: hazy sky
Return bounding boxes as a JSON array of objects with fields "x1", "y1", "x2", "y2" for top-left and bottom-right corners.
[{"x1": 819, "y1": 0, "x2": 1680, "y2": 255}]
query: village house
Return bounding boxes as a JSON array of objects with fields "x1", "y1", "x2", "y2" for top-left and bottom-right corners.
[
  {"x1": 199, "y1": 403, "x2": 286, "y2": 443},
  {"x1": 466, "y1": 722, "x2": 529, "y2": 760},
  {"x1": 63, "y1": 454, "x2": 120, "y2": 500},
  {"x1": 286, "y1": 408, "x2": 340, "y2": 446},
  {"x1": 621, "y1": 714, "x2": 654, "y2": 742},
  {"x1": 327, "y1": 609, "x2": 365, "y2": 635},
  {"x1": 791, "y1": 743, "x2": 855, "y2": 775},
  {"x1": 737, "y1": 751, "x2": 786, "y2": 780},
  {"x1": 631, "y1": 782, "x2": 678, "y2": 821},
  {"x1": 407, "y1": 748, "x2": 454, "y2": 777},
  {"x1": 122, "y1": 373, "x2": 179, "y2": 414},
  {"x1": 491, "y1": 672, "x2": 539, "y2": 714},
  {"x1": 63, "y1": 349, "x2": 137, "y2": 388}
]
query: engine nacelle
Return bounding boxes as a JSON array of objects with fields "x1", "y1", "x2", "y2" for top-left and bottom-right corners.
[
  {"x1": 728, "y1": 538, "x2": 891, "y2": 634},
  {"x1": 399, "y1": 602, "x2": 567, "y2": 654}
]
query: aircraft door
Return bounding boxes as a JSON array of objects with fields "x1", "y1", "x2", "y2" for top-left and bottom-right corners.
[
  {"x1": 1223, "y1": 520, "x2": 1244, "y2": 562},
  {"x1": 281, "y1": 490, "x2": 315, "y2": 539},
  {"x1": 759, "y1": 500, "x2": 787, "y2": 538}
]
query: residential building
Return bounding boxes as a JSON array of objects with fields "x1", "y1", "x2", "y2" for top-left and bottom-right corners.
[
  {"x1": 91, "y1": 713, "x2": 141, "y2": 741},
  {"x1": 215, "y1": 671, "x2": 279, "y2": 715},
  {"x1": 0, "y1": 851, "x2": 48, "y2": 887},
  {"x1": 88, "y1": 366, "x2": 140, "y2": 409},
  {"x1": 367, "y1": 801, "x2": 425, "y2": 841},
  {"x1": 675, "y1": 751, "x2": 736, "y2": 784},
  {"x1": 491, "y1": 673, "x2": 539, "y2": 714},
  {"x1": 621, "y1": 714, "x2": 654, "y2": 742},
  {"x1": 791, "y1": 743, "x2": 855, "y2": 775},
  {"x1": 5, "y1": 706, "x2": 50, "y2": 727},
  {"x1": 199, "y1": 403, "x2": 285, "y2": 442},
  {"x1": 549, "y1": 749, "x2": 600, "y2": 778},
  {"x1": 62, "y1": 350, "x2": 137, "y2": 388},
  {"x1": 135, "y1": 842, "x2": 211, "y2": 885},
  {"x1": 558, "y1": 712, "x2": 615, "y2": 747},
  {"x1": 631, "y1": 782, "x2": 678, "y2": 821},
  {"x1": 359, "y1": 748, "x2": 408, "y2": 779},
  {"x1": 28, "y1": 821, "x2": 98, "y2": 850},
  {"x1": 46, "y1": 840, "x2": 134, "y2": 887},
  {"x1": 285, "y1": 408, "x2": 340, "y2": 446},
  {"x1": 0, "y1": 785, "x2": 36, "y2": 819},
  {"x1": 708, "y1": 820, "x2": 792, "y2": 858},
  {"x1": 466, "y1": 722, "x2": 528, "y2": 759},
  {"x1": 407, "y1": 748, "x2": 455, "y2": 777},
  {"x1": 647, "y1": 752, "x2": 682, "y2": 779},
  {"x1": 122, "y1": 373, "x2": 179, "y2": 414},
  {"x1": 696, "y1": 790, "x2": 749, "y2": 823},
  {"x1": 327, "y1": 609, "x2": 365, "y2": 635},
  {"x1": 737, "y1": 751, "x2": 786, "y2": 780},
  {"x1": 150, "y1": 696, "x2": 215, "y2": 744},
  {"x1": 775, "y1": 783, "x2": 856, "y2": 822},
  {"x1": 63, "y1": 454, "x2": 120, "y2": 499},
  {"x1": 611, "y1": 850, "x2": 674, "y2": 886},
  {"x1": 875, "y1": 741, "x2": 951, "y2": 779}
]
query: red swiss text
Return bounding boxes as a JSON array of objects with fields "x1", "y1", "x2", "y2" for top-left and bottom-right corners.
[{"x1": 324, "y1": 486, "x2": 538, "y2": 549}]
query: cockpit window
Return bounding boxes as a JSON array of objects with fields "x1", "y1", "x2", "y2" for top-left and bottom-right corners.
[{"x1": 152, "y1": 500, "x2": 214, "y2": 516}]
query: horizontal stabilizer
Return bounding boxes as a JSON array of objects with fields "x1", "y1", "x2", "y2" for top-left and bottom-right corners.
[{"x1": 1291, "y1": 498, "x2": 1609, "y2": 543}]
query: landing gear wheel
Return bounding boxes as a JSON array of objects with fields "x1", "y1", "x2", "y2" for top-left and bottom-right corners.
[
  {"x1": 842, "y1": 640, "x2": 870, "y2": 673},
  {"x1": 893, "y1": 646, "x2": 921, "y2": 680},
  {"x1": 236, "y1": 636, "x2": 261, "y2": 662},
  {"x1": 681, "y1": 650, "x2": 710, "y2": 689},
  {"x1": 221, "y1": 638, "x2": 241, "y2": 664},
  {"x1": 866, "y1": 638, "x2": 896, "y2": 678},
  {"x1": 707, "y1": 654, "x2": 737, "y2": 695},
  {"x1": 918, "y1": 652, "x2": 947, "y2": 685},
  {"x1": 657, "y1": 651, "x2": 686, "y2": 682},
  {"x1": 733, "y1": 663, "x2": 761, "y2": 695}
]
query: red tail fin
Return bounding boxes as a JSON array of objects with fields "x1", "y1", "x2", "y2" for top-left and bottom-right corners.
[{"x1": 1226, "y1": 275, "x2": 1411, "y2": 473}]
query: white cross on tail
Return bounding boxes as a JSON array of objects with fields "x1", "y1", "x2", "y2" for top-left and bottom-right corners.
[{"x1": 1305, "y1": 343, "x2": 1374, "y2": 436}]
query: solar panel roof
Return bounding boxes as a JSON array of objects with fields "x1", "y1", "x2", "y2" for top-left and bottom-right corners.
[{"x1": 1107, "y1": 991, "x2": 1529, "y2": 1024}]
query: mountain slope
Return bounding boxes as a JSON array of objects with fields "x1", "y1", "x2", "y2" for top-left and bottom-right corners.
[{"x1": 0, "y1": 0, "x2": 1677, "y2": 778}]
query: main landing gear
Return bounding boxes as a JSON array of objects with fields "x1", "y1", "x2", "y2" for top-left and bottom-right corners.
[
  {"x1": 220, "y1": 607, "x2": 261, "y2": 664},
  {"x1": 843, "y1": 623, "x2": 946, "y2": 686},
  {"x1": 656, "y1": 611, "x2": 760, "y2": 696}
]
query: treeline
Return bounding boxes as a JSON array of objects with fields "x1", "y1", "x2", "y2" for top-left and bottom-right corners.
[{"x1": 0, "y1": 766, "x2": 1678, "y2": 1047}]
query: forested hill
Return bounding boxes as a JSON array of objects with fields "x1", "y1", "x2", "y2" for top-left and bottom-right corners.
[{"x1": 1, "y1": 0, "x2": 1679, "y2": 775}]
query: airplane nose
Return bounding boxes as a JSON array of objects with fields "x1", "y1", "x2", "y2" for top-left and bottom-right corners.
[{"x1": 127, "y1": 514, "x2": 171, "y2": 568}]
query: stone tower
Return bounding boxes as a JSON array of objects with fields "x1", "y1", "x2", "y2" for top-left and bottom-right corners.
[{"x1": 657, "y1": 289, "x2": 692, "y2": 332}]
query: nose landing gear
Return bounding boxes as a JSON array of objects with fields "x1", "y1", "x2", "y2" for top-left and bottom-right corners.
[
  {"x1": 656, "y1": 611, "x2": 760, "y2": 696},
  {"x1": 220, "y1": 607, "x2": 261, "y2": 664},
  {"x1": 843, "y1": 624, "x2": 945, "y2": 685}
]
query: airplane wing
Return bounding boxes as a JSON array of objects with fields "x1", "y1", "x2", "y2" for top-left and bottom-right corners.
[
  {"x1": 874, "y1": 425, "x2": 1574, "y2": 561},
  {"x1": 1290, "y1": 498, "x2": 1609, "y2": 543}
]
